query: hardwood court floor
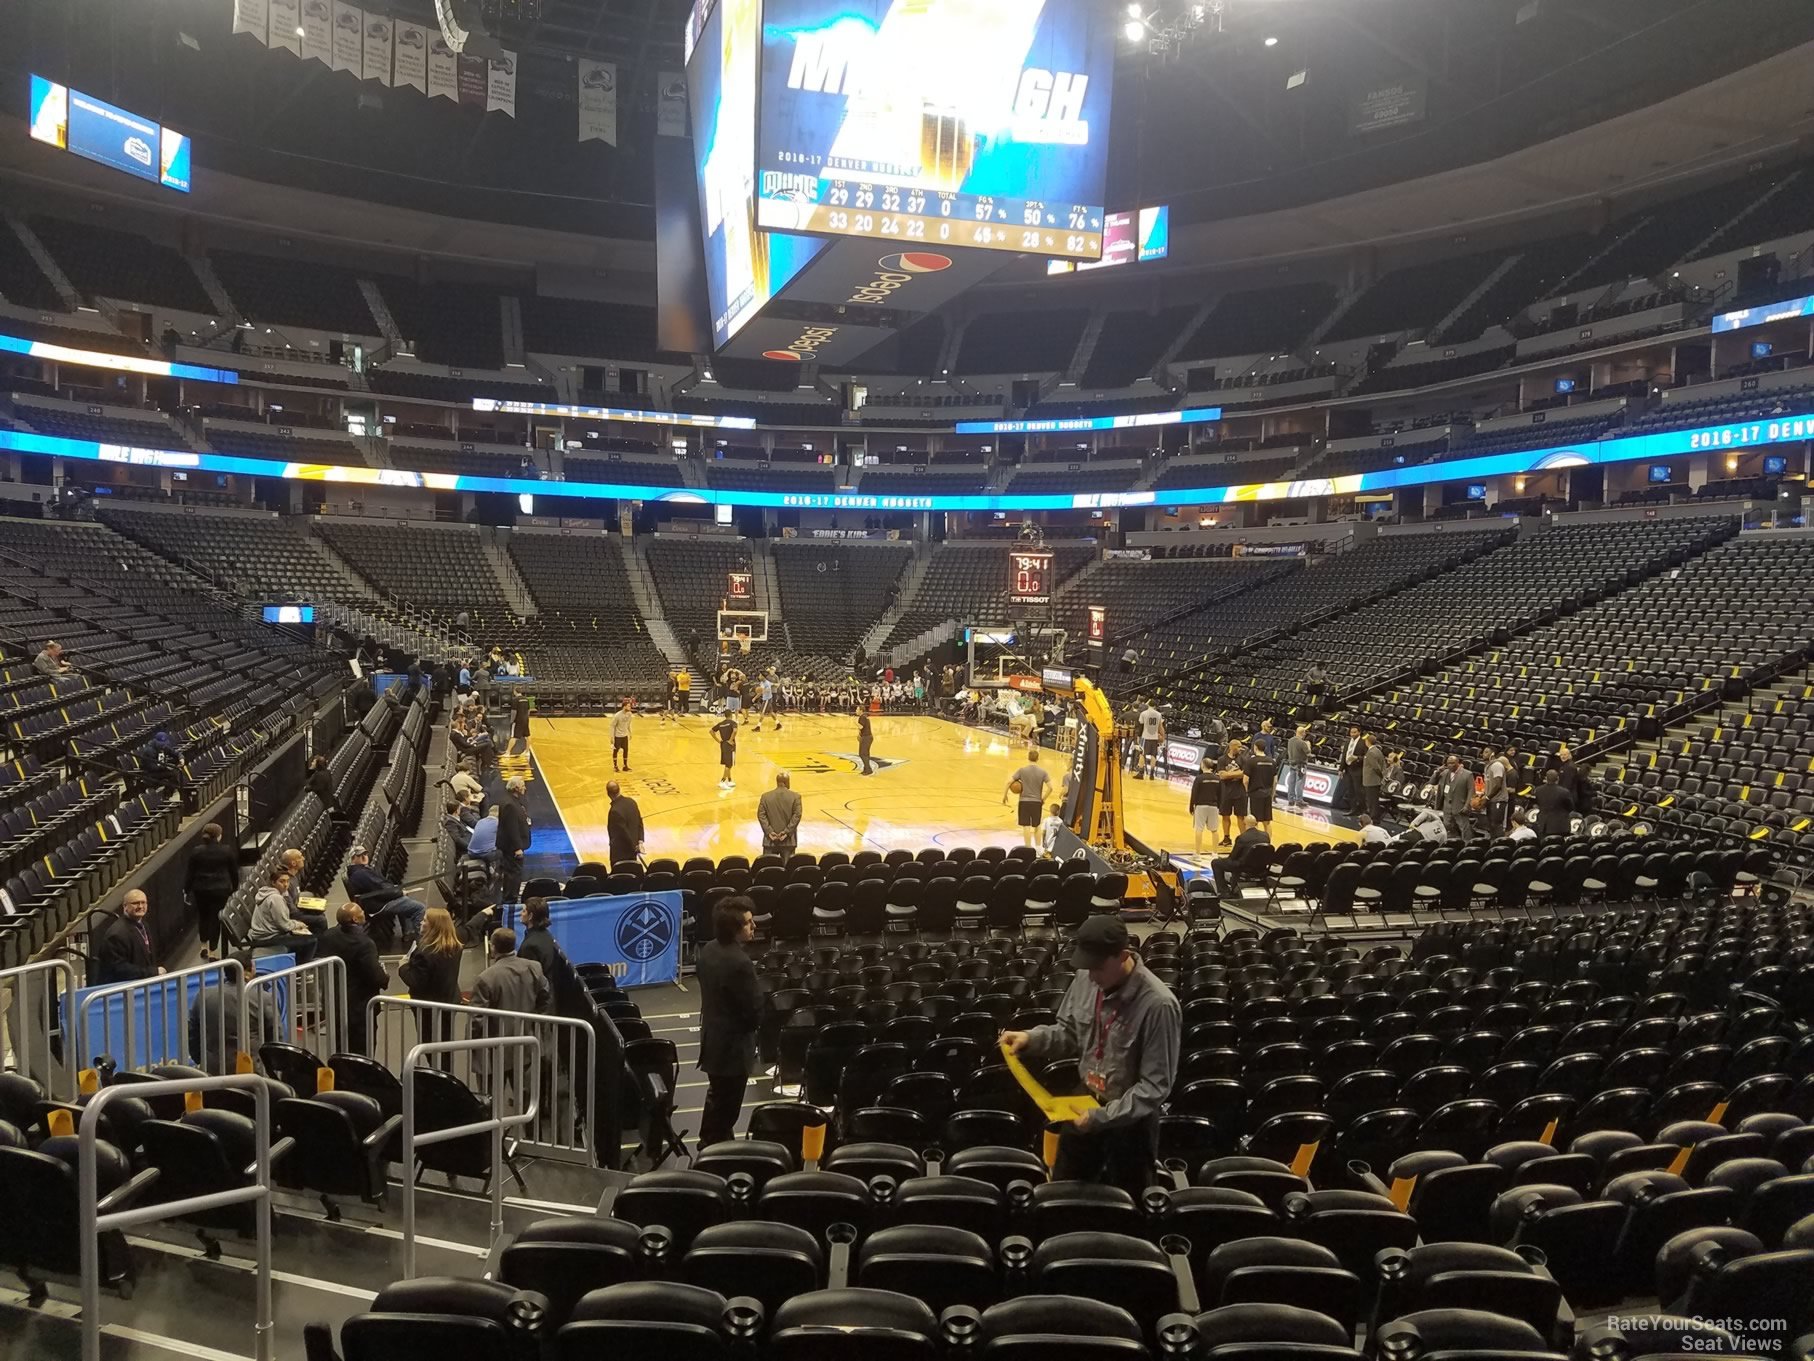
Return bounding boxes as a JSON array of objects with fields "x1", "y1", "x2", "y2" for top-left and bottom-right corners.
[{"x1": 529, "y1": 712, "x2": 1355, "y2": 865}]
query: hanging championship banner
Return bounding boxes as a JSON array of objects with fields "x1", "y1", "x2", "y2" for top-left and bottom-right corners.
[
  {"x1": 426, "y1": 35, "x2": 458, "y2": 100},
  {"x1": 300, "y1": 0, "x2": 332, "y2": 65},
  {"x1": 486, "y1": 49, "x2": 516, "y2": 116},
  {"x1": 330, "y1": 0, "x2": 363, "y2": 73},
  {"x1": 457, "y1": 53, "x2": 488, "y2": 107},
  {"x1": 656, "y1": 68, "x2": 687, "y2": 136},
  {"x1": 577, "y1": 59, "x2": 617, "y2": 144},
  {"x1": 268, "y1": 0, "x2": 301, "y2": 55},
  {"x1": 392, "y1": 20, "x2": 427, "y2": 91},
  {"x1": 233, "y1": 0, "x2": 270, "y2": 44},
  {"x1": 362, "y1": 13, "x2": 393, "y2": 86}
]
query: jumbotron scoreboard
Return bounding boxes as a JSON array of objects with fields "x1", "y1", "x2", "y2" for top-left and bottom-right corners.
[
  {"x1": 681, "y1": 0, "x2": 1115, "y2": 362},
  {"x1": 754, "y1": 0, "x2": 1114, "y2": 260}
]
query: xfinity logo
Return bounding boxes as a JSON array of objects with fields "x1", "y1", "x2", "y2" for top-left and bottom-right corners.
[
  {"x1": 846, "y1": 252, "x2": 952, "y2": 305},
  {"x1": 762, "y1": 326, "x2": 839, "y2": 361}
]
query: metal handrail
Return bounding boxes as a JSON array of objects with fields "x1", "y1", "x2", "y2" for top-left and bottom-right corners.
[
  {"x1": 75, "y1": 956, "x2": 247, "y2": 1075},
  {"x1": 368, "y1": 994, "x2": 595, "y2": 1163},
  {"x1": 400, "y1": 1033, "x2": 540, "y2": 1278},
  {"x1": 0, "y1": 957, "x2": 80, "y2": 1099},
  {"x1": 79, "y1": 1074, "x2": 275, "y2": 1361},
  {"x1": 246, "y1": 955, "x2": 347, "y2": 1066}
]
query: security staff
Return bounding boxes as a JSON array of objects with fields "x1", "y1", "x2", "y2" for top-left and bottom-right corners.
[{"x1": 1001, "y1": 916, "x2": 1181, "y2": 1196}]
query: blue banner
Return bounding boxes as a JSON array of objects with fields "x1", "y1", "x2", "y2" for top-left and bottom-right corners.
[
  {"x1": 74, "y1": 955, "x2": 295, "y2": 1071},
  {"x1": 519, "y1": 891, "x2": 683, "y2": 989}
]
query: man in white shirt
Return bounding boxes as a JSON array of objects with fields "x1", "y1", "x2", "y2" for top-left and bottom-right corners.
[
  {"x1": 1137, "y1": 701, "x2": 1164, "y2": 780},
  {"x1": 754, "y1": 674, "x2": 780, "y2": 732},
  {"x1": 1356, "y1": 815, "x2": 1393, "y2": 846},
  {"x1": 1038, "y1": 803, "x2": 1067, "y2": 854},
  {"x1": 611, "y1": 698, "x2": 634, "y2": 773},
  {"x1": 1481, "y1": 745, "x2": 1510, "y2": 837}
]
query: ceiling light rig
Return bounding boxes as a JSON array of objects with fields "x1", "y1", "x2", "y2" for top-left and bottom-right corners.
[{"x1": 1120, "y1": 0, "x2": 1224, "y2": 65}]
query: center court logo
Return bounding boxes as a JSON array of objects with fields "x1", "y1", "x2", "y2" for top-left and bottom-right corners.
[
  {"x1": 846, "y1": 252, "x2": 954, "y2": 306},
  {"x1": 762, "y1": 325, "x2": 840, "y2": 361}
]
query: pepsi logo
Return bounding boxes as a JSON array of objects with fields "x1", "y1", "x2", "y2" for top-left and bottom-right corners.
[
  {"x1": 762, "y1": 350, "x2": 806, "y2": 362},
  {"x1": 877, "y1": 252, "x2": 952, "y2": 273}
]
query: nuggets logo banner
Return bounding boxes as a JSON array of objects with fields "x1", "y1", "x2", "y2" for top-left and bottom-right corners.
[{"x1": 755, "y1": 0, "x2": 1113, "y2": 260}]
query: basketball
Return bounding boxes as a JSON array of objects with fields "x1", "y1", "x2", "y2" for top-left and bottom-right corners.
[{"x1": 1010, "y1": 779, "x2": 1023, "y2": 794}]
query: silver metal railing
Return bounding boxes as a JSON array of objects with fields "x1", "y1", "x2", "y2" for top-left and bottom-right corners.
[
  {"x1": 75, "y1": 958, "x2": 247, "y2": 1075},
  {"x1": 401, "y1": 1034, "x2": 540, "y2": 1278},
  {"x1": 246, "y1": 955, "x2": 347, "y2": 1068},
  {"x1": 368, "y1": 994, "x2": 594, "y2": 1163},
  {"x1": 1, "y1": 958, "x2": 80, "y2": 1099},
  {"x1": 80, "y1": 1074, "x2": 276, "y2": 1361}
]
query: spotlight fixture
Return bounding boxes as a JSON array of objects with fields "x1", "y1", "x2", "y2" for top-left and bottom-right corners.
[
  {"x1": 1123, "y1": 18, "x2": 1145, "y2": 41},
  {"x1": 1263, "y1": 34, "x2": 1278, "y2": 46}
]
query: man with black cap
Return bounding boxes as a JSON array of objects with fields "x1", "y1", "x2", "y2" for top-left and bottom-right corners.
[{"x1": 1001, "y1": 915, "x2": 1181, "y2": 1196}]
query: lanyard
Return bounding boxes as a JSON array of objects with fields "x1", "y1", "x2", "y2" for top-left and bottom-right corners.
[{"x1": 1093, "y1": 988, "x2": 1120, "y2": 1059}]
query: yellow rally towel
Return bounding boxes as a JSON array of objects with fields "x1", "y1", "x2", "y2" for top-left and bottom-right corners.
[{"x1": 1001, "y1": 1039, "x2": 1100, "y2": 1123}]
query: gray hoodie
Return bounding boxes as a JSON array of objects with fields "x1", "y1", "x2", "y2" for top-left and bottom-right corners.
[{"x1": 249, "y1": 884, "x2": 306, "y2": 942}]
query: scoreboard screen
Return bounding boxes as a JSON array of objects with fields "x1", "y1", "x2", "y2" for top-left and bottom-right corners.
[
  {"x1": 1009, "y1": 550, "x2": 1054, "y2": 604},
  {"x1": 726, "y1": 569, "x2": 755, "y2": 602},
  {"x1": 754, "y1": 0, "x2": 1114, "y2": 260}
]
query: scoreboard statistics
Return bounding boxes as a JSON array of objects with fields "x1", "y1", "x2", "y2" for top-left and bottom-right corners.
[
  {"x1": 1009, "y1": 550, "x2": 1054, "y2": 605},
  {"x1": 754, "y1": 0, "x2": 1114, "y2": 260}
]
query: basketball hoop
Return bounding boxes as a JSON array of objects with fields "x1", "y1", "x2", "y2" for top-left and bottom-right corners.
[{"x1": 738, "y1": 637, "x2": 752, "y2": 655}]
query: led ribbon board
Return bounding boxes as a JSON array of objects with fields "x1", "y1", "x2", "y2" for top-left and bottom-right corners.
[
  {"x1": 0, "y1": 333, "x2": 237, "y2": 385},
  {"x1": 5, "y1": 415, "x2": 1807, "y2": 509}
]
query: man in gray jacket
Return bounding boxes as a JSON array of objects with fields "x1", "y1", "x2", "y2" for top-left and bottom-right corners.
[
  {"x1": 472, "y1": 928, "x2": 552, "y2": 1016},
  {"x1": 1360, "y1": 736, "x2": 1387, "y2": 820},
  {"x1": 1284, "y1": 724, "x2": 1312, "y2": 810},
  {"x1": 1001, "y1": 916, "x2": 1181, "y2": 1196},
  {"x1": 757, "y1": 772, "x2": 803, "y2": 858},
  {"x1": 1439, "y1": 754, "x2": 1477, "y2": 840},
  {"x1": 188, "y1": 954, "x2": 277, "y2": 1074}
]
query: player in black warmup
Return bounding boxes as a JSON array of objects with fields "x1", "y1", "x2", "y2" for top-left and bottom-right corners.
[{"x1": 713, "y1": 712, "x2": 738, "y2": 789}]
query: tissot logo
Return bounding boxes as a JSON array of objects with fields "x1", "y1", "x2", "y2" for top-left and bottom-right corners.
[
  {"x1": 847, "y1": 252, "x2": 953, "y2": 305},
  {"x1": 761, "y1": 325, "x2": 838, "y2": 361}
]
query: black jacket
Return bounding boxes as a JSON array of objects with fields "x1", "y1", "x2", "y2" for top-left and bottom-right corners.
[
  {"x1": 404, "y1": 943, "x2": 464, "y2": 1005},
  {"x1": 318, "y1": 922, "x2": 389, "y2": 1017},
  {"x1": 1533, "y1": 784, "x2": 1575, "y2": 839},
  {"x1": 519, "y1": 925, "x2": 560, "y2": 983},
  {"x1": 497, "y1": 797, "x2": 532, "y2": 857},
  {"x1": 93, "y1": 911, "x2": 157, "y2": 985},
  {"x1": 606, "y1": 796, "x2": 644, "y2": 864},
  {"x1": 696, "y1": 939, "x2": 760, "y2": 1078},
  {"x1": 185, "y1": 842, "x2": 240, "y2": 899},
  {"x1": 346, "y1": 862, "x2": 403, "y2": 906},
  {"x1": 308, "y1": 766, "x2": 340, "y2": 813}
]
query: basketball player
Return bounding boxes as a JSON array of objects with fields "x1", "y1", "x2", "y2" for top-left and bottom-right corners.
[
  {"x1": 663, "y1": 670, "x2": 683, "y2": 723},
  {"x1": 754, "y1": 671, "x2": 781, "y2": 732},
  {"x1": 722, "y1": 666, "x2": 747, "y2": 726},
  {"x1": 712, "y1": 711, "x2": 739, "y2": 789},
  {"x1": 1002, "y1": 748, "x2": 1051, "y2": 848},
  {"x1": 611, "y1": 697, "x2": 634, "y2": 772},
  {"x1": 857, "y1": 708, "x2": 875, "y2": 774}
]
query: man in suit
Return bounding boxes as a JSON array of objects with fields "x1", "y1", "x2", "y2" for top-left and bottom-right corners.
[
  {"x1": 93, "y1": 889, "x2": 163, "y2": 986},
  {"x1": 757, "y1": 771, "x2": 803, "y2": 859},
  {"x1": 606, "y1": 781, "x2": 645, "y2": 866},
  {"x1": 1439, "y1": 755, "x2": 1476, "y2": 840},
  {"x1": 1555, "y1": 745, "x2": 1593, "y2": 815},
  {"x1": 316, "y1": 904, "x2": 389, "y2": 1055},
  {"x1": 1340, "y1": 726, "x2": 1366, "y2": 814},
  {"x1": 1360, "y1": 736, "x2": 1387, "y2": 821},
  {"x1": 496, "y1": 778, "x2": 532, "y2": 905},
  {"x1": 696, "y1": 896, "x2": 760, "y2": 1149},
  {"x1": 1533, "y1": 769, "x2": 1576, "y2": 840}
]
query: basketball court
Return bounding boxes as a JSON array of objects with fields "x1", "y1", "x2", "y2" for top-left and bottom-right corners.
[{"x1": 526, "y1": 711, "x2": 1356, "y2": 865}]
